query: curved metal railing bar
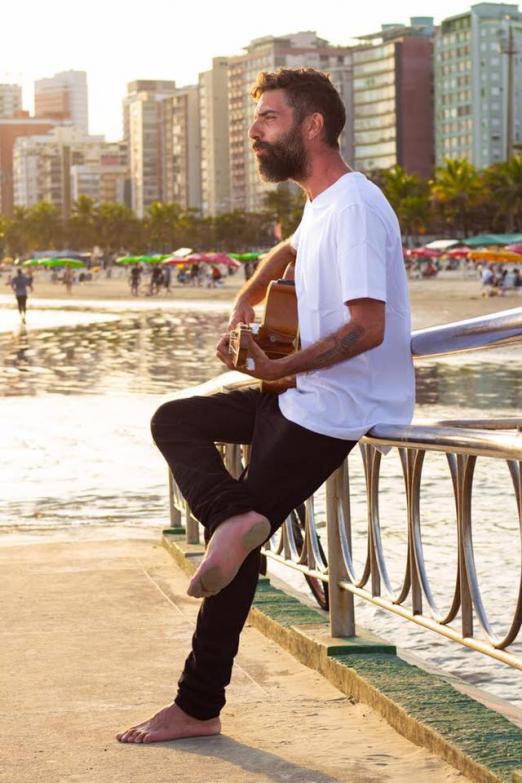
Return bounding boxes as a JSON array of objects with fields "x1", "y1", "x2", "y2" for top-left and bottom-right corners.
[{"x1": 166, "y1": 307, "x2": 522, "y2": 669}]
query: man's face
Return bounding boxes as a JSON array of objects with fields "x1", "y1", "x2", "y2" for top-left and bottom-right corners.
[{"x1": 249, "y1": 89, "x2": 309, "y2": 182}]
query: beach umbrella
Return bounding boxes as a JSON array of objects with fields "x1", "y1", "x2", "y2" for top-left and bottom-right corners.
[
  {"x1": 229, "y1": 252, "x2": 261, "y2": 261},
  {"x1": 139, "y1": 254, "x2": 168, "y2": 264},
  {"x1": 469, "y1": 249, "x2": 522, "y2": 263},
  {"x1": 163, "y1": 256, "x2": 189, "y2": 266},
  {"x1": 506, "y1": 243, "x2": 522, "y2": 254},
  {"x1": 23, "y1": 258, "x2": 50, "y2": 267},
  {"x1": 40, "y1": 257, "x2": 85, "y2": 268},
  {"x1": 116, "y1": 255, "x2": 143, "y2": 265},
  {"x1": 406, "y1": 247, "x2": 441, "y2": 258},
  {"x1": 445, "y1": 246, "x2": 472, "y2": 258},
  {"x1": 48, "y1": 251, "x2": 88, "y2": 261}
]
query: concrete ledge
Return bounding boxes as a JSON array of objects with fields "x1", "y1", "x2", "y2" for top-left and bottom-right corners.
[{"x1": 161, "y1": 531, "x2": 522, "y2": 783}]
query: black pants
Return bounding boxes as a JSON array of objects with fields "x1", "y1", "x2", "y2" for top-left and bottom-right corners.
[
  {"x1": 16, "y1": 295, "x2": 27, "y2": 315},
  {"x1": 150, "y1": 388, "x2": 356, "y2": 719}
]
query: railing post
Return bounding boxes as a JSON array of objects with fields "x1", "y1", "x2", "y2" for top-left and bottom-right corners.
[
  {"x1": 168, "y1": 470, "x2": 182, "y2": 527},
  {"x1": 185, "y1": 502, "x2": 201, "y2": 545},
  {"x1": 326, "y1": 465, "x2": 355, "y2": 637},
  {"x1": 407, "y1": 450, "x2": 423, "y2": 615},
  {"x1": 458, "y1": 454, "x2": 474, "y2": 639}
]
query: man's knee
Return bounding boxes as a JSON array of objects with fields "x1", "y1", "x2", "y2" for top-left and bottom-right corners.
[{"x1": 150, "y1": 399, "x2": 188, "y2": 442}]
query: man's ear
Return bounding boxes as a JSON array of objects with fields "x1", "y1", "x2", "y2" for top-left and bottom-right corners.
[{"x1": 306, "y1": 112, "x2": 324, "y2": 142}]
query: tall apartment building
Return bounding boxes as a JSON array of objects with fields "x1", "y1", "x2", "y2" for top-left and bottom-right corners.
[
  {"x1": 0, "y1": 84, "x2": 22, "y2": 118},
  {"x1": 352, "y1": 18, "x2": 435, "y2": 177},
  {"x1": 71, "y1": 141, "x2": 129, "y2": 205},
  {"x1": 34, "y1": 70, "x2": 89, "y2": 133},
  {"x1": 167, "y1": 85, "x2": 201, "y2": 210},
  {"x1": 123, "y1": 80, "x2": 177, "y2": 217},
  {"x1": 13, "y1": 127, "x2": 126, "y2": 216},
  {"x1": 0, "y1": 116, "x2": 59, "y2": 215},
  {"x1": 435, "y1": 2, "x2": 522, "y2": 168},
  {"x1": 199, "y1": 58, "x2": 230, "y2": 215},
  {"x1": 228, "y1": 31, "x2": 353, "y2": 212}
]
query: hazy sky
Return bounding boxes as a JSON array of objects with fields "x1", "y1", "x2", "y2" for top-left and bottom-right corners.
[{"x1": 3, "y1": 0, "x2": 467, "y2": 140}]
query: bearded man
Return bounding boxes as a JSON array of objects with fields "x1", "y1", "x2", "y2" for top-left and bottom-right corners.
[{"x1": 117, "y1": 68, "x2": 414, "y2": 743}]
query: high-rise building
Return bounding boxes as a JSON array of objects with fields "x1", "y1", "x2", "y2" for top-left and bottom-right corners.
[
  {"x1": 352, "y1": 18, "x2": 435, "y2": 177},
  {"x1": 123, "y1": 80, "x2": 177, "y2": 217},
  {"x1": 227, "y1": 32, "x2": 353, "y2": 212},
  {"x1": 34, "y1": 70, "x2": 89, "y2": 133},
  {"x1": 0, "y1": 116, "x2": 59, "y2": 215},
  {"x1": 168, "y1": 85, "x2": 202, "y2": 210},
  {"x1": 0, "y1": 84, "x2": 22, "y2": 118},
  {"x1": 199, "y1": 58, "x2": 231, "y2": 215},
  {"x1": 13, "y1": 127, "x2": 126, "y2": 216},
  {"x1": 70, "y1": 141, "x2": 128, "y2": 205},
  {"x1": 435, "y1": 2, "x2": 522, "y2": 168}
]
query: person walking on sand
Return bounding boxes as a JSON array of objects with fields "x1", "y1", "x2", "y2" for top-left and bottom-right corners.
[
  {"x1": 117, "y1": 67, "x2": 414, "y2": 744},
  {"x1": 63, "y1": 265, "x2": 74, "y2": 294},
  {"x1": 10, "y1": 268, "x2": 33, "y2": 323}
]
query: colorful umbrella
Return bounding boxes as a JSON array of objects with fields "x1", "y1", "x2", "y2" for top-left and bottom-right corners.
[
  {"x1": 40, "y1": 257, "x2": 85, "y2": 268},
  {"x1": 506, "y1": 243, "x2": 522, "y2": 255},
  {"x1": 229, "y1": 252, "x2": 261, "y2": 261},
  {"x1": 469, "y1": 249, "x2": 522, "y2": 263},
  {"x1": 116, "y1": 255, "x2": 143, "y2": 265},
  {"x1": 445, "y1": 246, "x2": 472, "y2": 258},
  {"x1": 139, "y1": 255, "x2": 168, "y2": 264},
  {"x1": 23, "y1": 258, "x2": 51, "y2": 267},
  {"x1": 405, "y1": 247, "x2": 441, "y2": 258},
  {"x1": 163, "y1": 256, "x2": 189, "y2": 266}
]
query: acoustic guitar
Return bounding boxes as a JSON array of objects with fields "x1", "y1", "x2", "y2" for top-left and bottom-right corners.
[{"x1": 228, "y1": 272, "x2": 299, "y2": 391}]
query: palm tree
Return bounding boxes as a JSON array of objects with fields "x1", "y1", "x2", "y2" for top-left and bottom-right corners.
[
  {"x1": 430, "y1": 158, "x2": 485, "y2": 237},
  {"x1": 67, "y1": 195, "x2": 97, "y2": 250},
  {"x1": 263, "y1": 184, "x2": 305, "y2": 239},
  {"x1": 26, "y1": 202, "x2": 63, "y2": 251},
  {"x1": 377, "y1": 166, "x2": 430, "y2": 245},
  {"x1": 4, "y1": 207, "x2": 29, "y2": 257},
  {"x1": 95, "y1": 202, "x2": 143, "y2": 255},
  {"x1": 483, "y1": 155, "x2": 522, "y2": 232},
  {"x1": 143, "y1": 202, "x2": 182, "y2": 251}
]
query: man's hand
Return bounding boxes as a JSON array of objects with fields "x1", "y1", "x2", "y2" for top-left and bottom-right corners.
[
  {"x1": 215, "y1": 331, "x2": 289, "y2": 380},
  {"x1": 215, "y1": 332, "x2": 235, "y2": 369},
  {"x1": 227, "y1": 301, "x2": 256, "y2": 331}
]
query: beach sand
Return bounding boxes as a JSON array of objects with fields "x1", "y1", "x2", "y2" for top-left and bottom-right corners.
[{"x1": 2, "y1": 269, "x2": 520, "y2": 330}]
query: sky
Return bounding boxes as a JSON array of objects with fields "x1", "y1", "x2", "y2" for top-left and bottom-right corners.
[{"x1": 2, "y1": 0, "x2": 469, "y2": 140}]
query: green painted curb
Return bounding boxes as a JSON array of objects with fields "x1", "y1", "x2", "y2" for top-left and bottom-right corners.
[{"x1": 161, "y1": 531, "x2": 522, "y2": 783}]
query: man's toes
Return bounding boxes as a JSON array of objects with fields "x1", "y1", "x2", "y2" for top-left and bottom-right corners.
[{"x1": 118, "y1": 728, "x2": 142, "y2": 743}]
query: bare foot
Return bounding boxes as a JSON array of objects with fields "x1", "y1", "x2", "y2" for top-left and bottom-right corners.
[
  {"x1": 116, "y1": 703, "x2": 221, "y2": 743},
  {"x1": 188, "y1": 511, "x2": 271, "y2": 598}
]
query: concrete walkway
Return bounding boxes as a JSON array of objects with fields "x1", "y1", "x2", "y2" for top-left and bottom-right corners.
[{"x1": 0, "y1": 537, "x2": 469, "y2": 783}]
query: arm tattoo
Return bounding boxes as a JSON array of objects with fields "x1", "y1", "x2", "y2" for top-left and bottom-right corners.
[{"x1": 313, "y1": 325, "x2": 365, "y2": 369}]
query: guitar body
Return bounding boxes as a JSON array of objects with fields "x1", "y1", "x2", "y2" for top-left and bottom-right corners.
[{"x1": 228, "y1": 277, "x2": 299, "y2": 392}]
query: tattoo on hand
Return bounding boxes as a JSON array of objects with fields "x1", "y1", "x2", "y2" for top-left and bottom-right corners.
[{"x1": 314, "y1": 326, "x2": 364, "y2": 369}]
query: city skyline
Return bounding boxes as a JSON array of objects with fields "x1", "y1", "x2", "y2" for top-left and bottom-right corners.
[{"x1": 4, "y1": 0, "x2": 470, "y2": 139}]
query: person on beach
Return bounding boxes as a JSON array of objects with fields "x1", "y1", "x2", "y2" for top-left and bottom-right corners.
[
  {"x1": 117, "y1": 67, "x2": 414, "y2": 744},
  {"x1": 130, "y1": 265, "x2": 142, "y2": 296},
  {"x1": 10, "y1": 268, "x2": 33, "y2": 323}
]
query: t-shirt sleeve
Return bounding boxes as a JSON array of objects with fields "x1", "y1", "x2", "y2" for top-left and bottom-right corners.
[{"x1": 336, "y1": 204, "x2": 387, "y2": 303}]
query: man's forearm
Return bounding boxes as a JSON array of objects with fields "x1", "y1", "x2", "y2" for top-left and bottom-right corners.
[
  {"x1": 234, "y1": 239, "x2": 296, "y2": 307},
  {"x1": 278, "y1": 319, "x2": 383, "y2": 377}
]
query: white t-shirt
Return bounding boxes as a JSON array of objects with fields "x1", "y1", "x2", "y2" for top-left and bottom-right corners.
[{"x1": 278, "y1": 171, "x2": 415, "y2": 441}]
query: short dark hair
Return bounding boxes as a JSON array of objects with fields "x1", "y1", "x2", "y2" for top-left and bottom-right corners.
[{"x1": 250, "y1": 68, "x2": 345, "y2": 149}]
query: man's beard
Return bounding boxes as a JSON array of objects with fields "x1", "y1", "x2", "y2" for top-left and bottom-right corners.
[{"x1": 253, "y1": 123, "x2": 309, "y2": 182}]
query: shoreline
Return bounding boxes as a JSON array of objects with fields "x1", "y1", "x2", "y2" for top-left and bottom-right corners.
[{"x1": 1, "y1": 272, "x2": 521, "y2": 330}]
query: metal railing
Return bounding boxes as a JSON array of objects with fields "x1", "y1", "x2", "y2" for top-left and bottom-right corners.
[{"x1": 167, "y1": 307, "x2": 522, "y2": 669}]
